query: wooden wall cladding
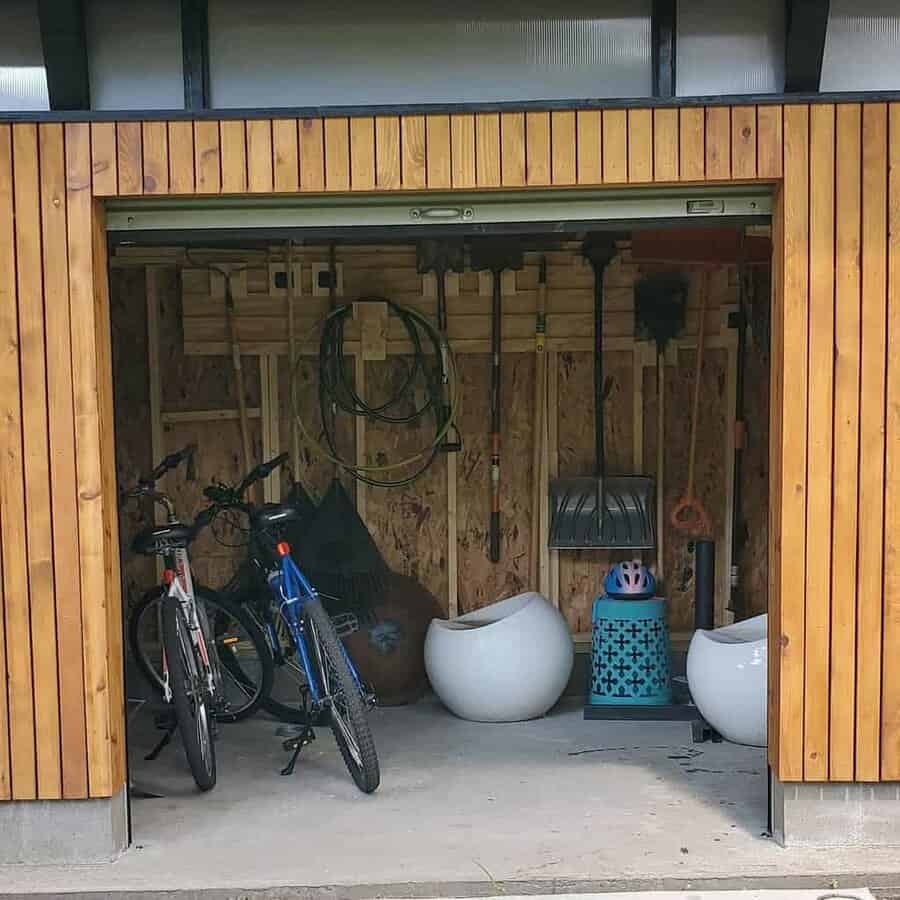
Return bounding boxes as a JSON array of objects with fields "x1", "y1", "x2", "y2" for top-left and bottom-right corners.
[
  {"x1": 767, "y1": 102, "x2": 900, "y2": 785},
  {"x1": 92, "y1": 106, "x2": 787, "y2": 198},
  {"x1": 1, "y1": 123, "x2": 120, "y2": 802},
  {"x1": 1, "y1": 100, "x2": 899, "y2": 803}
]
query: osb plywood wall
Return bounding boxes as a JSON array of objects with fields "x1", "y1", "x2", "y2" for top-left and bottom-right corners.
[{"x1": 111, "y1": 241, "x2": 769, "y2": 633}]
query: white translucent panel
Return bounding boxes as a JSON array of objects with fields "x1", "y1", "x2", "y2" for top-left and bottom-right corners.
[
  {"x1": 209, "y1": 0, "x2": 652, "y2": 108},
  {"x1": 86, "y1": 0, "x2": 183, "y2": 110},
  {"x1": 677, "y1": 0, "x2": 785, "y2": 96},
  {"x1": 821, "y1": 1, "x2": 900, "y2": 91},
  {"x1": 0, "y1": 0, "x2": 49, "y2": 110}
]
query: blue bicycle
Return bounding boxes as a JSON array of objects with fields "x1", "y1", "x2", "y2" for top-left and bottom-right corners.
[{"x1": 203, "y1": 453, "x2": 380, "y2": 793}]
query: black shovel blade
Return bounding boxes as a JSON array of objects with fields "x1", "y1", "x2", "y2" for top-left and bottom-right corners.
[
  {"x1": 416, "y1": 239, "x2": 465, "y2": 275},
  {"x1": 548, "y1": 475, "x2": 656, "y2": 550},
  {"x1": 469, "y1": 237, "x2": 524, "y2": 273}
]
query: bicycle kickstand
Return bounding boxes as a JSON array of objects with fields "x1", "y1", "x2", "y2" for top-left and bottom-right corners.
[
  {"x1": 280, "y1": 691, "x2": 318, "y2": 776},
  {"x1": 280, "y1": 724, "x2": 315, "y2": 776},
  {"x1": 145, "y1": 713, "x2": 177, "y2": 762}
]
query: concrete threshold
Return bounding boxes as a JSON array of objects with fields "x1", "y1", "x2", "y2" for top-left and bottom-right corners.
[{"x1": 0, "y1": 877, "x2": 896, "y2": 900}]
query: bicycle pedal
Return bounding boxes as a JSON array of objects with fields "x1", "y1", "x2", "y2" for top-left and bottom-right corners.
[{"x1": 281, "y1": 731, "x2": 315, "y2": 753}]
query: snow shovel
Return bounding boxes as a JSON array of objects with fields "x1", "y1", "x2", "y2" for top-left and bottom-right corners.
[
  {"x1": 470, "y1": 237, "x2": 524, "y2": 562},
  {"x1": 548, "y1": 236, "x2": 656, "y2": 550}
]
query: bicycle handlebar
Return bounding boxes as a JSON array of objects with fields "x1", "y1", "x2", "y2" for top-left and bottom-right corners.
[
  {"x1": 235, "y1": 452, "x2": 289, "y2": 496},
  {"x1": 200, "y1": 451, "x2": 289, "y2": 516},
  {"x1": 141, "y1": 444, "x2": 197, "y2": 486},
  {"x1": 120, "y1": 445, "x2": 197, "y2": 519}
]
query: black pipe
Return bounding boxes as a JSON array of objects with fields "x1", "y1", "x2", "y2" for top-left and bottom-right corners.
[
  {"x1": 592, "y1": 259, "x2": 605, "y2": 478},
  {"x1": 583, "y1": 237, "x2": 619, "y2": 479},
  {"x1": 694, "y1": 539, "x2": 716, "y2": 630}
]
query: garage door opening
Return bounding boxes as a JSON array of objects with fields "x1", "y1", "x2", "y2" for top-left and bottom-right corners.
[{"x1": 108, "y1": 206, "x2": 775, "y2": 888}]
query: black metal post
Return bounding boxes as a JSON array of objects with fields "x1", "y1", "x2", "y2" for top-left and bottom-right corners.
[
  {"x1": 37, "y1": 0, "x2": 91, "y2": 110},
  {"x1": 651, "y1": 0, "x2": 677, "y2": 99},
  {"x1": 784, "y1": 0, "x2": 831, "y2": 93},
  {"x1": 181, "y1": 0, "x2": 210, "y2": 110},
  {"x1": 694, "y1": 539, "x2": 715, "y2": 630}
]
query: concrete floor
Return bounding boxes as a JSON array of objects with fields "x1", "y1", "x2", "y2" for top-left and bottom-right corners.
[{"x1": 2, "y1": 699, "x2": 899, "y2": 897}]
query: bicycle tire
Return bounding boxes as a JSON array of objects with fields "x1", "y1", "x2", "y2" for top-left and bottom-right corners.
[
  {"x1": 162, "y1": 596, "x2": 217, "y2": 791},
  {"x1": 303, "y1": 597, "x2": 380, "y2": 793},
  {"x1": 129, "y1": 586, "x2": 273, "y2": 723}
]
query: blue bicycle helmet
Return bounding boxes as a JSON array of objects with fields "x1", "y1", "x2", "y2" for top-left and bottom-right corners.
[{"x1": 604, "y1": 560, "x2": 656, "y2": 598}]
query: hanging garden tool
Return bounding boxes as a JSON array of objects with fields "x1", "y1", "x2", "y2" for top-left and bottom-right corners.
[
  {"x1": 285, "y1": 239, "x2": 301, "y2": 476},
  {"x1": 670, "y1": 272, "x2": 713, "y2": 537},
  {"x1": 294, "y1": 247, "x2": 461, "y2": 488},
  {"x1": 470, "y1": 237, "x2": 524, "y2": 563},
  {"x1": 549, "y1": 236, "x2": 655, "y2": 550},
  {"x1": 416, "y1": 239, "x2": 465, "y2": 452},
  {"x1": 635, "y1": 273, "x2": 688, "y2": 585},
  {"x1": 529, "y1": 257, "x2": 549, "y2": 589},
  {"x1": 730, "y1": 254, "x2": 751, "y2": 617},
  {"x1": 218, "y1": 267, "x2": 253, "y2": 477},
  {"x1": 630, "y1": 226, "x2": 773, "y2": 614},
  {"x1": 185, "y1": 253, "x2": 255, "y2": 493}
]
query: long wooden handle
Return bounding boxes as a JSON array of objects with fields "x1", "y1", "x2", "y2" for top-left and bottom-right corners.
[
  {"x1": 489, "y1": 271, "x2": 502, "y2": 563},
  {"x1": 671, "y1": 272, "x2": 712, "y2": 537},
  {"x1": 686, "y1": 276, "x2": 708, "y2": 498},
  {"x1": 225, "y1": 272, "x2": 252, "y2": 476},
  {"x1": 530, "y1": 267, "x2": 548, "y2": 586},
  {"x1": 656, "y1": 350, "x2": 665, "y2": 583}
]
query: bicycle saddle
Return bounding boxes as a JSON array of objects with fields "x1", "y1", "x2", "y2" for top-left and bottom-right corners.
[
  {"x1": 254, "y1": 503, "x2": 303, "y2": 530},
  {"x1": 131, "y1": 522, "x2": 195, "y2": 555}
]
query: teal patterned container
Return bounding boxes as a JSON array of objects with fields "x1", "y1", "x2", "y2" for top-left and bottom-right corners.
[{"x1": 590, "y1": 595, "x2": 672, "y2": 705}]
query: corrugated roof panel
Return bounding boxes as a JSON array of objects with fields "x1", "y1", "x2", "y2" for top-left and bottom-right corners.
[
  {"x1": 677, "y1": 0, "x2": 785, "y2": 96},
  {"x1": 208, "y1": 0, "x2": 652, "y2": 107},
  {"x1": 0, "y1": 0, "x2": 49, "y2": 111},
  {"x1": 820, "y1": 0, "x2": 900, "y2": 91},
  {"x1": 86, "y1": 0, "x2": 184, "y2": 110}
]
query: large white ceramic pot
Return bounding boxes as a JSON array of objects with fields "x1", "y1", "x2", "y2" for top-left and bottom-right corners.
[
  {"x1": 425, "y1": 592, "x2": 574, "y2": 722},
  {"x1": 686, "y1": 613, "x2": 768, "y2": 747}
]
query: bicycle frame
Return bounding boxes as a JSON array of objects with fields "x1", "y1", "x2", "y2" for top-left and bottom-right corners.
[
  {"x1": 161, "y1": 546, "x2": 216, "y2": 702},
  {"x1": 267, "y1": 541, "x2": 365, "y2": 706}
]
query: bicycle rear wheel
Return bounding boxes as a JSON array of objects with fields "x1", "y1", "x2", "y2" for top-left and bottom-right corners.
[
  {"x1": 303, "y1": 598, "x2": 379, "y2": 793},
  {"x1": 162, "y1": 596, "x2": 217, "y2": 791},
  {"x1": 130, "y1": 586, "x2": 272, "y2": 723}
]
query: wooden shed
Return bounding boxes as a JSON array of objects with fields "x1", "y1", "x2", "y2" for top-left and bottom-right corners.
[{"x1": 1, "y1": 0, "x2": 899, "y2": 879}]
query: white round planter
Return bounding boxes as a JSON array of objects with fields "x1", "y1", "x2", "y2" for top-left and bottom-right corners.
[
  {"x1": 686, "y1": 613, "x2": 768, "y2": 747},
  {"x1": 425, "y1": 592, "x2": 574, "y2": 722}
]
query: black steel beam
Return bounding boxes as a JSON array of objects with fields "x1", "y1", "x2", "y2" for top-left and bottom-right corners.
[
  {"x1": 181, "y1": 0, "x2": 210, "y2": 110},
  {"x1": 2, "y1": 89, "x2": 900, "y2": 125},
  {"x1": 651, "y1": 0, "x2": 677, "y2": 98},
  {"x1": 784, "y1": 0, "x2": 831, "y2": 93},
  {"x1": 37, "y1": 0, "x2": 90, "y2": 111}
]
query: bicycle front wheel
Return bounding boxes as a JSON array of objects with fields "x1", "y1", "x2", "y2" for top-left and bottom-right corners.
[
  {"x1": 162, "y1": 596, "x2": 217, "y2": 791},
  {"x1": 303, "y1": 598, "x2": 379, "y2": 793},
  {"x1": 130, "y1": 586, "x2": 272, "y2": 723}
]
